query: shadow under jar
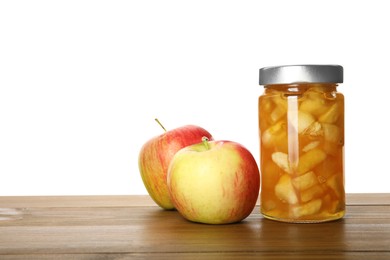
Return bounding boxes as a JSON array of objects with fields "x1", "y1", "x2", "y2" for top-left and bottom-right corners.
[{"x1": 258, "y1": 65, "x2": 345, "y2": 223}]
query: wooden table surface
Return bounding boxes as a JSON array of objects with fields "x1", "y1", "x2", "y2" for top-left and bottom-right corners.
[{"x1": 0, "y1": 194, "x2": 389, "y2": 259}]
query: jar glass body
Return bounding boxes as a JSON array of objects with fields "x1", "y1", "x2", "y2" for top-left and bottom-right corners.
[{"x1": 258, "y1": 83, "x2": 345, "y2": 223}]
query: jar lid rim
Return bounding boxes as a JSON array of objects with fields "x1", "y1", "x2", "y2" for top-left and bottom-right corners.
[{"x1": 259, "y1": 64, "x2": 343, "y2": 85}]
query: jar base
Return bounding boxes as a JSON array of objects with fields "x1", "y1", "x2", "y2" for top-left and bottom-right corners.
[{"x1": 261, "y1": 211, "x2": 345, "y2": 223}]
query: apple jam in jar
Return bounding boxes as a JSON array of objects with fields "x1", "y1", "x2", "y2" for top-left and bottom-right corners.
[{"x1": 258, "y1": 65, "x2": 345, "y2": 223}]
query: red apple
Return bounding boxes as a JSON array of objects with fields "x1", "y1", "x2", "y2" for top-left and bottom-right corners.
[
  {"x1": 167, "y1": 137, "x2": 260, "y2": 224},
  {"x1": 138, "y1": 120, "x2": 213, "y2": 210}
]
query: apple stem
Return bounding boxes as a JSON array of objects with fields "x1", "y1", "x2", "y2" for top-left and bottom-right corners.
[
  {"x1": 202, "y1": 136, "x2": 210, "y2": 150},
  {"x1": 155, "y1": 118, "x2": 167, "y2": 132}
]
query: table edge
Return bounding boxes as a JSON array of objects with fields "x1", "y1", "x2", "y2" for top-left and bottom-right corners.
[{"x1": 0, "y1": 193, "x2": 389, "y2": 208}]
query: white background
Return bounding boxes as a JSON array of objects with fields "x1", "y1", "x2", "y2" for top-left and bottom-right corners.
[{"x1": 1, "y1": 0, "x2": 389, "y2": 195}]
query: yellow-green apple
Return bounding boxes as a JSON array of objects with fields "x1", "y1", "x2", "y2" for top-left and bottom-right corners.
[
  {"x1": 138, "y1": 121, "x2": 213, "y2": 210},
  {"x1": 167, "y1": 137, "x2": 260, "y2": 224}
]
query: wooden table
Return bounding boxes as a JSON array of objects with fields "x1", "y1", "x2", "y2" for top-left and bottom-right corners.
[{"x1": 0, "y1": 194, "x2": 389, "y2": 259}]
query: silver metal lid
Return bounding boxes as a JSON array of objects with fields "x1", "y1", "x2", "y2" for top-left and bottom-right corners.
[{"x1": 259, "y1": 64, "x2": 343, "y2": 85}]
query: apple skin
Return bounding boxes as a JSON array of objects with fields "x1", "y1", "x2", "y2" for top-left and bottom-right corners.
[
  {"x1": 138, "y1": 125, "x2": 213, "y2": 210},
  {"x1": 167, "y1": 140, "x2": 260, "y2": 224}
]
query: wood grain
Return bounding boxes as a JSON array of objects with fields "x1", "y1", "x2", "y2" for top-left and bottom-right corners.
[{"x1": 0, "y1": 194, "x2": 389, "y2": 259}]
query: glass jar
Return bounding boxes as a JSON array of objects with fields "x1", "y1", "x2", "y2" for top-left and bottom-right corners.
[{"x1": 258, "y1": 65, "x2": 345, "y2": 223}]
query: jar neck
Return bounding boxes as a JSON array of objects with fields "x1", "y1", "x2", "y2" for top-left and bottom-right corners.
[{"x1": 264, "y1": 83, "x2": 338, "y2": 94}]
